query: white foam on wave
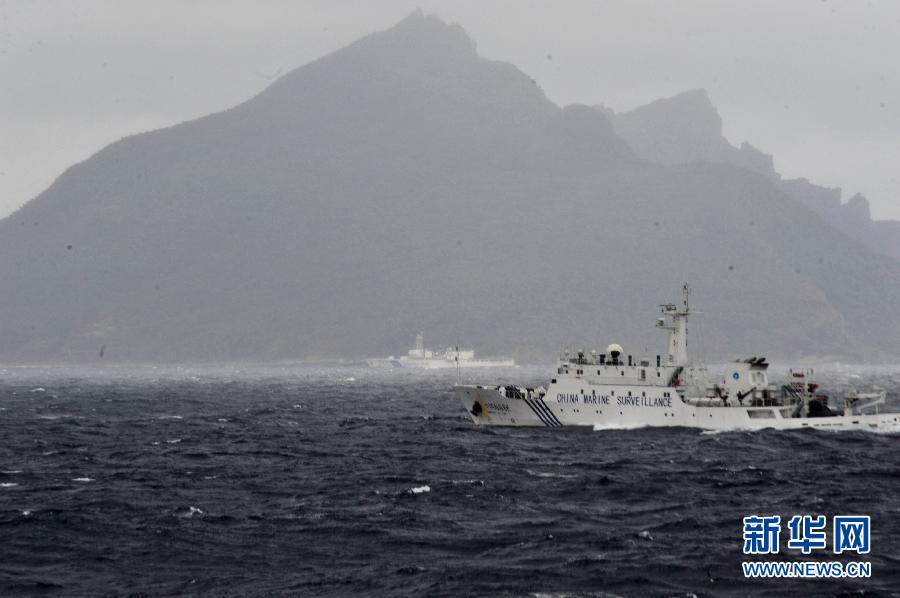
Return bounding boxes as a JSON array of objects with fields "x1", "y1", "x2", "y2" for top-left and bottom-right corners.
[
  {"x1": 2, "y1": 470, "x2": 23, "y2": 474},
  {"x1": 408, "y1": 485, "x2": 431, "y2": 494},
  {"x1": 22, "y1": 510, "x2": 31, "y2": 516},
  {"x1": 525, "y1": 469, "x2": 579, "y2": 479},
  {"x1": 185, "y1": 506, "x2": 204, "y2": 517},
  {"x1": 72, "y1": 477, "x2": 94, "y2": 482},
  {"x1": 861, "y1": 421, "x2": 900, "y2": 435},
  {"x1": 700, "y1": 427, "x2": 749, "y2": 436},
  {"x1": 592, "y1": 422, "x2": 654, "y2": 432},
  {"x1": 167, "y1": 438, "x2": 182, "y2": 444},
  {"x1": 29, "y1": 387, "x2": 46, "y2": 393},
  {"x1": 1, "y1": 482, "x2": 19, "y2": 488},
  {"x1": 698, "y1": 420, "x2": 900, "y2": 436}
]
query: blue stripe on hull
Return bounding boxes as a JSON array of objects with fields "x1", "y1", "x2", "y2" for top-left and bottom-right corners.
[
  {"x1": 534, "y1": 397, "x2": 563, "y2": 426},
  {"x1": 523, "y1": 398, "x2": 552, "y2": 427}
]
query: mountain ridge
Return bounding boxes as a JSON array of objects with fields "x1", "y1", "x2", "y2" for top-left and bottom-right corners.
[
  {"x1": 3, "y1": 13, "x2": 900, "y2": 363},
  {"x1": 606, "y1": 88, "x2": 900, "y2": 262}
]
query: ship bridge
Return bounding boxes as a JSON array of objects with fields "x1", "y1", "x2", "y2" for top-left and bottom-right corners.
[{"x1": 553, "y1": 285, "x2": 702, "y2": 391}]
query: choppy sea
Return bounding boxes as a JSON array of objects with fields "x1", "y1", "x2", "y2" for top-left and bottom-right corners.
[{"x1": 1, "y1": 363, "x2": 898, "y2": 597}]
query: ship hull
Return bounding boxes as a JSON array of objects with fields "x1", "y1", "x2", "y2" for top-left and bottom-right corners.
[
  {"x1": 400, "y1": 359, "x2": 515, "y2": 369},
  {"x1": 368, "y1": 358, "x2": 515, "y2": 369},
  {"x1": 456, "y1": 385, "x2": 900, "y2": 432}
]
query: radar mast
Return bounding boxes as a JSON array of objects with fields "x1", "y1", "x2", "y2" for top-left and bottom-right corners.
[{"x1": 656, "y1": 283, "x2": 699, "y2": 366}]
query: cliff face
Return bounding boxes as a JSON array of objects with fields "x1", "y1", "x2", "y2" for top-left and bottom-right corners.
[
  {"x1": 3, "y1": 13, "x2": 900, "y2": 363},
  {"x1": 609, "y1": 90, "x2": 900, "y2": 263},
  {"x1": 610, "y1": 89, "x2": 777, "y2": 178}
]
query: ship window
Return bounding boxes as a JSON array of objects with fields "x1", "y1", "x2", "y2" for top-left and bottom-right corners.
[
  {"x1": 642, "y1": 392, "x2": 646, "y2": 397},
  {"x1": 628, "y1": 391, "x2": 632, "y2": 397},
  {"x1": 551, "y1": 378, "x2": 557, "y2": 384},
  {"x1": 641, "y1": 369, "x2": 646, "y2": 380},
  {"x1": 657, "y1": 371, "x2": 661, "y2": 377},
  {"x1": 558, "y1": 367, "x2": 564, "y2": 374},
  {"x1": 597, "y1": 370, "x2": 601, "y2": 375},
  {"x1": 611, "y1": 390, "x2": 615, "y2": 396},
  {"x1": 621, "y1": 371, "x2": 625, "y2": 376},
  {"x1": 577, "y1": 369, "x2": 583, "y2": 375}
]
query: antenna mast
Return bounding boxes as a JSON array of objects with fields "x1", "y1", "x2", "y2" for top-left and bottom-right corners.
[{"x1": 657, "y1": 283, "x2": 700, "y2": 366}]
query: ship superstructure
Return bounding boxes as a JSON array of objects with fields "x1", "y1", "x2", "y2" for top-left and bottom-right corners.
[
  {"x1": 455, "y1": 286, "x2": 897, "y2": 431},
  {"x1": 369, "y1": 332, "x2": 514, "y2": 369}
]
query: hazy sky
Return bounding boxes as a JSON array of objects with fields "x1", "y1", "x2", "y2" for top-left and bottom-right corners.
[{"x1": 1, "y1": 0, "x2": 898, "y2": 219}]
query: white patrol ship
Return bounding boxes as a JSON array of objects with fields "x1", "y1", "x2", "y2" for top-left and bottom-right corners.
[
  {"x1": 368, "y1": 332, "x2": 515, "y2": 369},
  {"x1": 455, "y1": 286, "x2": 899, "y2": 432}
]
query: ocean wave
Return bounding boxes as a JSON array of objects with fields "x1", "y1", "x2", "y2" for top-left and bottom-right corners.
[
  {"x1": 0, "y1": 370, "x2": 897, "y2": 595},
  {"x1": 525, "y1": 469, "x2": 579, "y2": 479}
]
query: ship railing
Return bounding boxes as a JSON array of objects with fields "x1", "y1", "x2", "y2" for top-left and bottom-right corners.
[
  {"x1": 498, "y1": 385, "x2": 545, "y2": 400},
  {"x1": 844, "y1": 391, "x2": 887, "y2": 415}
]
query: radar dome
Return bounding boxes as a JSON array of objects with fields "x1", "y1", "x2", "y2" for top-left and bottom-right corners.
[{"x1": 606, "y1": 343, "x2": 623, "y2": 358}]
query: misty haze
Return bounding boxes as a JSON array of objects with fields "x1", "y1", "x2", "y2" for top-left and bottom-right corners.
[
  {"x1": 2, "y1": 10, "x2": 900, "y2": 364},
  {"x1": 1, "y1": 4, "x2": 898, "y2": 596}
]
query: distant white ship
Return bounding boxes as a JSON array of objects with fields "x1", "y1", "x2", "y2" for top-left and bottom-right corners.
[
  {"x1": 368, "y1": 332, "x2": 514, "y2": 369},
  {"x1": 456, "y1": 285, "x2": 899, "y2": 431}
]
